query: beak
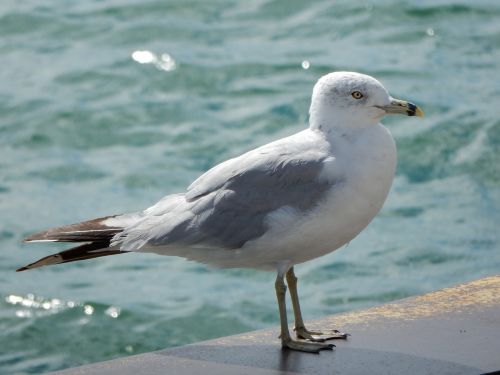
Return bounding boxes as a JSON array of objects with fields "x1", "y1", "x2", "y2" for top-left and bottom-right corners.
[{"x1": 378, "y1": 98, "x2": 424, "y2": 117}]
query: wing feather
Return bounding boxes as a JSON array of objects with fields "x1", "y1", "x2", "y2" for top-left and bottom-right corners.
[{"x1": 128, "y1": 130, "x2": 335, "y2": 250}]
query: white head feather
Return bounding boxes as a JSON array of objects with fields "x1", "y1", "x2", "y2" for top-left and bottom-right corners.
[{"x1": 309, "y1": 71, "x2": 392, "y2": 131}]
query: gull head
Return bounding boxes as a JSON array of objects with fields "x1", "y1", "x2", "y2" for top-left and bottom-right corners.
[{"x1": 309, "y1": 71, "x2": 423, "y2": 131}]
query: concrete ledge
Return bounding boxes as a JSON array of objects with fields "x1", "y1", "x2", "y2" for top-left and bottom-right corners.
[{"x1": 52, "y1": 275, "x2": 500, "y2": 374}]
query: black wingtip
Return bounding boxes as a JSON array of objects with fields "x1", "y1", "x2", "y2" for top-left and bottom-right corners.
[
  {"x1": 16, "y1": 244, "x2": 127, "y2": 272},
  {"x1": 24, "y1": 215, "x2": 122, "y2": 243},
  {"x1": 24, "y1": 230, "x2": 60, "y2": 242},
  {"x1": 16, "y1": 254, "x2": 64, "y2": 272},
  {"x1": 24, "y1": 232, "x2": 46, "y2": 242}
]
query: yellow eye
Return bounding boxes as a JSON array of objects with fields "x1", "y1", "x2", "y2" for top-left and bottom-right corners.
[{"x1": 351, "y1": 91, "x2": 363, "y2": 99}]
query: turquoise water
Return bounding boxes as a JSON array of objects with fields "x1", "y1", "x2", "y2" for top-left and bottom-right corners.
[{"x1": 1, "y1": 0, "x2": 500, "y2": 373}]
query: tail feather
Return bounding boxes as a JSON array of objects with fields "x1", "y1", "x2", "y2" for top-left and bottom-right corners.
[{"x1": 16, "y1": 242, "x2": 127, "y2": 272}]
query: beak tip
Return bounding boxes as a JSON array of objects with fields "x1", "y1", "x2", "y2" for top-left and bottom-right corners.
[
  {"x1": 382, "y1": 99, "x2": 424, "y2": 118},
  {"x1": 407, "y1": 102, "x2": 424, "y2": 118}
]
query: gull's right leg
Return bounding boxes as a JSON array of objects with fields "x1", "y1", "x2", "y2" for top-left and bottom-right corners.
[
  {"x1": 275, "y1": 272, "x2": 334, "y2": 353},
  {"x1": 286, "y1": 267, "x2": 349, "y2": 342}
]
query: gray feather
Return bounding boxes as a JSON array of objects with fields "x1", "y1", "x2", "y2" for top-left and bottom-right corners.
[{"x1": 126, "y1": 131, "x2": 335, "y2": 250}]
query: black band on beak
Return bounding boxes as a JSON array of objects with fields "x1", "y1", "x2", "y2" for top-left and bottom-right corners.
[{"x1": 407, "y1": 102, "x2": 418, "y2": 117}]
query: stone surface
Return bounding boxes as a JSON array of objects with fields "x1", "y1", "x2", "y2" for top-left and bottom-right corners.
[{"x1": 52, "y1": 275, "x2": 500, "y2": 374}]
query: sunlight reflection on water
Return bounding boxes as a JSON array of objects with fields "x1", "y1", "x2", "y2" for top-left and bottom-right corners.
[
  {"x1": 131, "y1": 50, "x2": 177, "y2": 72},
  {"x1": 5, "y1": 293, "x2": 121, "y2": 320}
]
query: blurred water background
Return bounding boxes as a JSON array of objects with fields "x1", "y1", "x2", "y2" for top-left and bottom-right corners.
[{"x1": 1, "y1": 0, "x2": 499, "y2": 373}]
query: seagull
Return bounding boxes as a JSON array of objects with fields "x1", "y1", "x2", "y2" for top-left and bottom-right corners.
[{"x1": 18, "y1": 71, "x2": 423, "y2": 353}]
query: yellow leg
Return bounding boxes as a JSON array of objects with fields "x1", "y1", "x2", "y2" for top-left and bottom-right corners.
[
  {"x1": 275, "y1": 272, "x2": 334, "y2": 353},
  {"x1": 286, "y1": 267, "x2": 349, "y2": 342}
]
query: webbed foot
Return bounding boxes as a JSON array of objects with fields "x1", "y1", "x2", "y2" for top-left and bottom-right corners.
[{"x1": 295, "y1": 326, "x2": 349, "y2": 342}]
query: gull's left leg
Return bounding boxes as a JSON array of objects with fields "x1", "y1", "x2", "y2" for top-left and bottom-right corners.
[
  {"x1": 275, "y1": 271, "x2": 334, "y2": 353},
  {"x1": 286, "y1": 267, "x2": 349, "y2": 342}
]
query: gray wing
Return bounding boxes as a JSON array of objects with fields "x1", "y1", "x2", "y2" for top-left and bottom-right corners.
[{"x1": 115, "y1": 132, "x2": 334, "y2": 250}]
